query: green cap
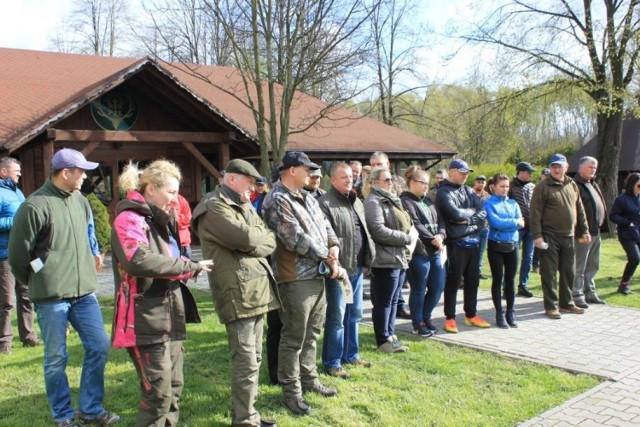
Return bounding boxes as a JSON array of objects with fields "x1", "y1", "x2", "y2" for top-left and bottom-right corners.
[{"x1": 225, "y1": 159, "x2": 262, "y2": 180}]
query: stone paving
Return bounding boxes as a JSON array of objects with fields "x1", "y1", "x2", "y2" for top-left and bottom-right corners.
[{"x1": 98, "y1": 249, "x2": 640, "y2": 426}]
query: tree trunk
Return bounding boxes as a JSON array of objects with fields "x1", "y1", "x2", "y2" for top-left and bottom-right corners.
[{"x1": 595, "y1": 109, "x2": 624, "y2": 234}]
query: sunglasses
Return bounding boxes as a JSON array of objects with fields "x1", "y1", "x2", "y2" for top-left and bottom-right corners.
[{"x1": 378, "y1": 177, "x2": 393, "y2": 183}]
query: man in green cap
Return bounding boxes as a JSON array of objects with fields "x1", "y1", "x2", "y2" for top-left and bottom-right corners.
[{"x1": 192, "y1": 158, "x2": 280, "y2": 427}]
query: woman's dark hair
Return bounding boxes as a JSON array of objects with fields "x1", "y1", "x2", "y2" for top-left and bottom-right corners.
[{"x1": 624, "y1": 172, "x2": 640, "y2": 194}]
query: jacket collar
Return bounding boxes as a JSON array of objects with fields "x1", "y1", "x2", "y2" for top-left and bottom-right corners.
[{"x1": 0, "y1": 178, "x2": 16, "y2": 191}]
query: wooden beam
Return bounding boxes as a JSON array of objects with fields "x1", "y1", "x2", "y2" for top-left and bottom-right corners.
[
  {"x1": 182, "y1": 142, "x2": 220, "y2": 178},
  {"x1": 47, "y1": 129, "x2": 230, "y2": 144},
  {"x1": 43, "y1": 140, "x2": 53, "y2": 178},
  {"x1": 219, "y1": 143, "x2": 230, "y2": 171},
  {"x1": 81, "y1": 141, "x2": 101, "y2": 157}
]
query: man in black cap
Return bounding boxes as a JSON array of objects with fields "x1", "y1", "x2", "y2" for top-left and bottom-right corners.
[
  {"x1": 262, "y1": 151, "x2": 342, "y2": 415},
  {"x1": 193, "y1": 159, "x2": 280, "y2": 427},
  {"x1": 471, "y1": 175, "x2": 490, "y2": 280},
  {"x1": 509, "y1": 162, "x2": 537, "y2": 297},
  {"x1": 436, "y1": 159, "x2": 489, "y2": 333}
]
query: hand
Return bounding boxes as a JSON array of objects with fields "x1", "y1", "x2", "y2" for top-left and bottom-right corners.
[
  {"x1": 534, "y1": 238, "x2": 547, "y2": 249},
  {"x1": 328, "y1": 246, "x2": 339, "y2": 261},
  {"x1": 94, "y1": 254, "x2": 104, "y2": 272},
  {"x1": 580, "y1": 233, "x2": 592, "y2": 243},
  {"x1": 199, "y1": 259, "x2": 214, "y2": 272},
  {"x1": 517, "y1": 218, "x2": 525, "y2": 228}
]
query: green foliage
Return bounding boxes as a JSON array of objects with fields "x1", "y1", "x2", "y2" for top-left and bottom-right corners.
[{"x1": 86, "y1": 193, "x2": 111, "y2": 253}]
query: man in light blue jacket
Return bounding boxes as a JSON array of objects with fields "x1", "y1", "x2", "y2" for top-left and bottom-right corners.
[{"x1": 0, "y1": 157, "x2": 41, "y2": 354}]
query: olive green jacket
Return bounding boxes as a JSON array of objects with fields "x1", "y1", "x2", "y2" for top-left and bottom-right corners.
[{"x1": 192, "y1": 185, "x2": 281, "y2": 324}]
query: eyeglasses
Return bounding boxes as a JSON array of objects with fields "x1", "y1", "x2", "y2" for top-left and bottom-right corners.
[
  {"x1": 378, "y1": 177, "x2": 393, "y2": 183},
  {"x1": 413, "y1": 180, "x2": 428, "y2": 185}
]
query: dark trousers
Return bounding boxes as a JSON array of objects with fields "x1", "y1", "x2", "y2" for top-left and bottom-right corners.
[
  {"x1": 128, "y1": 341, "x2": 184, "y2": 427},
  {"x1": 370, "y1": 267, "x2": 403, "y2": 346},
  {"x1": 0, "y1": 259, "x2": 37, "y2": 347},
  {"x1": 488, "y1": 242, "x2": 518, "y2": 313},
  {"x1": 443, "y1": 243, "x2": 480, "y2": 319},
  {"x1": 266, "y1": 310, "x2": 282, "y2": 385},
  {"x1": 540, "y1": 234, "x2": 575, "y2": 310},
  {"x1": 620, "y1": 239, "x2": 640, "y2": 282}
]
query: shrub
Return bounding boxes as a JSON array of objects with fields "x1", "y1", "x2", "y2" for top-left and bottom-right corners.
[{"x1": 87, "y1": 193, "x2": 111, "y2": 253}]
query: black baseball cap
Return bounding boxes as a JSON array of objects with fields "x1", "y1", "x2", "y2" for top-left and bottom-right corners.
[
  {"x1": 278, "y1": 151, "x2": 320, "y2": 171},
  {"x1": 516, "y1": 162, "x2": 536, "y2": 172}
]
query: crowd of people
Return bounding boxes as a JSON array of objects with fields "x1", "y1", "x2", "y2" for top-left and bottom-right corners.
[{"x1": 1, "y1": 147, "x2": 637, "y2": 426}]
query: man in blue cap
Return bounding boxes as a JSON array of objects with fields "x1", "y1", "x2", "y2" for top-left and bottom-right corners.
[
  {"x1": 436, "y1": 159, "x2": 490, "y2": 333},
  {"x1": 8, "y1": 148, "x2": 119, "y2": 426},
  {"x1": 509, "y1": 161, "x2": 537, "y2": 297},
  {"x1": 530, "y1": 153, "x2": 590, "y2": 319}
]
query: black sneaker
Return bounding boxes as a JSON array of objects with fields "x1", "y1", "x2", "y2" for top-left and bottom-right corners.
[
  {"x1": 423, "y1": 320, "x2": 438, "y2": 332},
  {"x1": 77, "y1": 411, "x2": 120, "y2": 426},
  {"x1": 412, "y1": 323, "x2": 434, "y2": 337},
  {"x1": 282, "y1": 395, "x2": 311, "y2": 415},
  {"x1": 618, "y1": 284, "x2": 633, "y2": 295},
  {"x1": 518, "y1": 287, "x2": 533, "y2": 298}
]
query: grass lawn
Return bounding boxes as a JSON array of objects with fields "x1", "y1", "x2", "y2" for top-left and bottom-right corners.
[{"x1": 4, "y1": 236, "x2": 637, "y2": 426}]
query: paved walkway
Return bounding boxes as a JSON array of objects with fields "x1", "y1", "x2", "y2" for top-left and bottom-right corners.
[{"x1": 98, "y1": 249, "x2": 640, "y2": 426}]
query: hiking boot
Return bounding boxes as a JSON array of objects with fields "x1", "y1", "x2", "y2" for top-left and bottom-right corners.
[
  {"x1": 495, "y1": 312, "x2": 508, "y2": 329},
  {"x1": 378, "y1": 342, "x2": 402, "y2": 353},
  {"x1": 585, "y1": 295, "x2": 606, "y2": 304},
  {"x1": 23, "y1": 338, "x2": 43, "y2": 347},
  {"x1": 618, "y1": 283, "x2": 633, "y2": 295},
  {"x1": 506, "y1": 309, "x2": 518, "y2": 328},
  {"x1": 57, "y1": 419, "x2": 79, "y2": 427},
  {"x1": 574, "y1": 301, "x2": 589, "y2": 309},
  {"x1": 444, "y1": 319, "x2": 458, "y2": 333},
  {"x1": 517, "y1": 286, "x2": 533, "y2": 298},
  {"x1": 303, "y1": 382, "x2": 337, "y2": 397},
  {"x1": 396, "y1": 308, "x2": 411, "y2": 319},
  {"x1": 77, "y1": 411, "x2": 120, "y2": 426},
  {"x1": 327, "y1": 366, "x2": 350, "y2": 379},
  {"x1": 282, "y1": 395, "x2": 311, "y2": 416},
  {"x1": 423, "y1": 319, "x2": 438, "y2": 332},
  {"x1": 412, "y1": 323, "x2": 434, "y2": 337},
  {"x1": 544, "y1": 309, "x2": 561, "y2": 319},
  {"x1": 260, "y1": 419, "x2": 277, "y2": 426},
  {"x1": 464, "y1": 315, "x2": 491, "y2": 328},
  {"x1": 0, "y1": 345, "x2": 11, "y2": 354},
  {"x1": 559, "y1": 304, "x2": 584, "y2": 314},
  {"x1": 346, "y1": 358, "x2": 372, "y2": 368}
]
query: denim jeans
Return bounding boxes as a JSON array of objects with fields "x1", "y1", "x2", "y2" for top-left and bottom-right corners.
[
  {"x1": 322, "y1": 267, "x2": 363, "y2": 370},
  {"x1": 478, "y1": 228, "x2": 489, "y2": 273},
  {"x1": 518, "y1": 228, "x2": 534, "y2": 289},
  {"x1": 35, "y1": 293, "x2": 111, "y2": 423},
  {"x1": 407, "y1": 254, "x2": 444, "y2": 328},
  {"x1": 370, "y1": 267, "x2": 403, "y2": 346}
]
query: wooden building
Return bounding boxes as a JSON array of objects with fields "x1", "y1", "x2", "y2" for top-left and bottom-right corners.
[{"x1": 0, "y1": 48, "x2": 455, "y2": 216}]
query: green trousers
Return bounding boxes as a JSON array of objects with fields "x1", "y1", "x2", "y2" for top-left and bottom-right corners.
[
  {"x1": 127, "y1": 340, "x2": 184, "y2": 427},
  {"x1": 277, "y1": 279, "x2": 326, "y2": 399},
  {"x1": 540, "y1": 234, "x2": 576, "y2": 310},
  {"x1": 225, "y1": 315, "x2": 264, "y2": 426}
]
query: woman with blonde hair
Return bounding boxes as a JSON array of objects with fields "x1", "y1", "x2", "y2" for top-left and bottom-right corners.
[
  {"x1": 364, "y1": 166, "x2": 414, "y2": 353},
  {"x1": 111, "y1": 160, "x2": 212, "y2": 426}
]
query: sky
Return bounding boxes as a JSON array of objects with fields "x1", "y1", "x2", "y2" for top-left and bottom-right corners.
[{"x1": 0, "y1": 0, "x2": 480, "y2": 85}]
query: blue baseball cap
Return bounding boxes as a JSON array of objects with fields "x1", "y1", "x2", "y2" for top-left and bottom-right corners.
[
  {"x1": 548, "y1": 153, "x2": 568, "y2": 166},
  {"x1": 448, "y1": 158, "x2": 473, "y2": 173}
]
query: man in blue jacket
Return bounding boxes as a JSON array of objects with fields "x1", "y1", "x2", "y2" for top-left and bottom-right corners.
[{"x1": 0, "y1": 157, "x2": 41, "y2": 354}]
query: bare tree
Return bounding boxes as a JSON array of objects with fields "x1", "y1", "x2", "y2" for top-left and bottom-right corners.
[
  {"x1": 366, "y1": 0, "x2": 428, "y2": 127},
  {"x1": 149, "y1": 0, "x2": 377, "y2": 175},
  {"x1": 461, "y1": 0, "x2": 640, "y2": 215},
  {"x1": 50, "y1": 0, "x2": 131, "y2": 56}
]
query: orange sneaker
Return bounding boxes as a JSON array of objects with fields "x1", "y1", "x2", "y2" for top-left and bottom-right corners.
[
  {"x1": 444, "y1": 319, "x2": 458, "y2": 333},
  {"x1": 464, "y1": 315, "x2": 491, "y2": 328}
]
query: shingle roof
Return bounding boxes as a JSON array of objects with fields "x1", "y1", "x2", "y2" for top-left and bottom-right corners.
[{"x1": 0, "y1": 47, "x2": 455, "y2": 158}]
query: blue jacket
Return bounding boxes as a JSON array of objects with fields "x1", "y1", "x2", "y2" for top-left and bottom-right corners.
[
  {"x1": 485, "y1": 194, "x2": 522, "y2": 243},
  {"x1": 0, "y1": 178, "x2": 25, "y2": 260},
  {"x1": 610, "y1": 192, "x2": 640, "y2": 242}
]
